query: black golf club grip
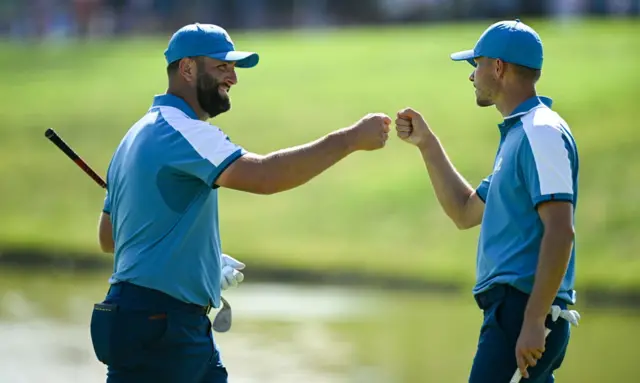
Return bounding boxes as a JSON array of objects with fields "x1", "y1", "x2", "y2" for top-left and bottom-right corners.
[{"x1": 45, "y1": 128, "x2": 107, "y2": 189}]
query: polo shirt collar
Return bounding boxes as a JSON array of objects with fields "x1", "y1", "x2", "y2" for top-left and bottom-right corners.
[
  {"x1": 151, "y1": 94, "x2": 198, "y2": 120},
  {"x1": 498, "y1": 95, "x2": 553, "y2": 134}
]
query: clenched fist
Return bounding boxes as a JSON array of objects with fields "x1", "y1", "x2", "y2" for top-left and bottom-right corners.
[
  {"x1": 395, "y1": 107, "x2": 433, "y2": 147},
  {"x1": 345, "y1": 113, "x2": 392, "y2": 151}
]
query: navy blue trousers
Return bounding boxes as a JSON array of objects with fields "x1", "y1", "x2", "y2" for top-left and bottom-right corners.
[
  {"x1": 469, "y1": 284, "x2": 572, "y2": 383},
  {"x1": 90, "y1": 282, "x2": 227, "y2": 383}
]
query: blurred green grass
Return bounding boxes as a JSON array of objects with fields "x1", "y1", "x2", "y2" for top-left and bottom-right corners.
[{"x1": 1, "y1": 18, "x2": 639, "y2": 292}]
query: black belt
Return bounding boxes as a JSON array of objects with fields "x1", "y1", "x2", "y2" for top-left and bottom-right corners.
[
  {"x1": 474, "y1": 284, "x2": 568, "y2": 311},
  {"x1": 108, "y1": 282, "x2": 214, "y2": 315},
  {"x1": 188, "y1": 302, "x2": 213, "y2": 315},
  {"x1": 474, "y1": 284, "x2": 511, "y2": 310}
]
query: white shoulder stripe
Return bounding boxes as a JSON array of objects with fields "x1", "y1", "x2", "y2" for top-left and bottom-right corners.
[
  {"x1": 158, "y1": 106, "x2": 240, "y2": 167},
  {"x1": 522, "y1": 110, "x2": 573, "y2": 196}
]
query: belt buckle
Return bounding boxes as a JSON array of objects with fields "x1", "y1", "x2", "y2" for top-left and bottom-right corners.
[{"x1": 204, "y1": 303, "x2": 212, "y2": 315}]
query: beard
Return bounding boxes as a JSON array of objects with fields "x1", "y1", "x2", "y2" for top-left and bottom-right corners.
[
  {"x1": 474, "y1": 80, "x2": 497, "y2": 107},
  {"x1": 196, "y1": 72, "x2": 231, "y2": 119},
  {"x1": 476, "y1": 93, "x2": 494, "y2": 107}
]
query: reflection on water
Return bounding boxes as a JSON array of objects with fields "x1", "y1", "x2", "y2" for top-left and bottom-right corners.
[
  {"x1": 0, "y1": 270, "x2": 381, "y2": 383},
  {"x1": 0, "y1": 269, "x2": 638, "y2": 382}
]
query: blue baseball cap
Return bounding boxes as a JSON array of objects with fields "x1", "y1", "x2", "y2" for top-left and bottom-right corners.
[
  {"x1": 450, "y1": 19, "x2": 543, "y2": 70},
  {"x1": 164, "y1": 23, "x2": 259, "y2": 68}
]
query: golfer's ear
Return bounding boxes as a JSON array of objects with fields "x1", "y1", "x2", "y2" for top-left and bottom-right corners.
[
  {"x1": 179, "y1": 58, "x2": 197, "y2": 82},
  {"x1": 495, "y1": 59, "x2": 507, "y2": 78}
]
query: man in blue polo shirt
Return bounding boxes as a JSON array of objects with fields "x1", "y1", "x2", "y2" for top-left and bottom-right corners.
[
  {"x1": 91, "y1": 23, "x2": 391, "y2": 383},
  {"x1": 395, "y1": 20, "x2": 579, "y2": 382}
]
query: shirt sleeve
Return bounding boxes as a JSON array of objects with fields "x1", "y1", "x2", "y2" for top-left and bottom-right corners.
[
  {"x1": 475, "y1": 173, "x2": 492, "y2": 203},
  {"x1": 170, "y1": 120, "x2": 246, "y2": 187},
  {"x1": 102, "y1": 191, "x2": 111, "y2": 214},
  {"x1": 519, "y1": 125, "x2": 574, "y2": 207}
]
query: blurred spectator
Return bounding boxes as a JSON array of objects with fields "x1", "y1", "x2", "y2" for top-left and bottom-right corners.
[
  {"x1": 0, "y1": 0, "x2": 637, "y2": 41},
  {"x1": 73, "y1": 0, "x2": 99, "y2": 37}
]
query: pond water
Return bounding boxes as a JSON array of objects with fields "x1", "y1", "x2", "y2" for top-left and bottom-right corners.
[{"x1": 0, "y1": 269, "x2": 637, "y2": 382}]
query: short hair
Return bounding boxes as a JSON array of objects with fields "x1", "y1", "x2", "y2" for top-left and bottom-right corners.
[
  {"x1": 510, "y1": 63, "x2": 541, "y2": 83},
  {"x1": 166, "y1": 57, "x2": 204, "y2": 76},
  {"x1": 167, "y1": 60, "x2": 180, "y2": 76}
]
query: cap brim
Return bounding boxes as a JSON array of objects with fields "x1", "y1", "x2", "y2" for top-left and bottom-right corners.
[
  {"x1": 450, "y1": 49, "x2": 477, "y2": 67},
  {"x1": 208, "y1": 51, "x2": 259, "y2": 68}
]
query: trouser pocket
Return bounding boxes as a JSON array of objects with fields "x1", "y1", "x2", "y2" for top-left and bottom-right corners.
[{"x1": 90, "y1": 302, "x2": 168, "y2": 368}]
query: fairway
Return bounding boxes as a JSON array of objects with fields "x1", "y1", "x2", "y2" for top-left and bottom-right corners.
[{"x1": 1, "y1": 18, "x2": 639, "y2": 292}]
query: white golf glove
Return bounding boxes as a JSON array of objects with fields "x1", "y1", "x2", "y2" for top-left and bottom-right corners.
[{"x1": 220, "y1": 253, "x2": 245, "y2": 290}]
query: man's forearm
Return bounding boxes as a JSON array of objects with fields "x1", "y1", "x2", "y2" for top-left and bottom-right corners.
[
  {"x1": 417, "y1": 134, "x2": 475, "y2": 225},
  {"x1": 98, "y1": 212, "x2": 115, "y2": 253},
  {"x1": 260, "y1": 129, "x2": 354, "y2": 193},
  {"x1": 525, "y1": 229, "x2": 575, "y2": 322}
]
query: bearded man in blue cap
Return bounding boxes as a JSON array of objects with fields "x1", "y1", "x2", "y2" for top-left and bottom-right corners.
[
  {"x1": 90, "y1": 23, "x2": 392, "y2": 383},
  {"x1": 394, "y1": 20, "x2": 580, "y2": 382}
]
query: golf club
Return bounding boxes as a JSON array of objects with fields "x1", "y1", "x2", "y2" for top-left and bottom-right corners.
[
  {"x1": 45, "y1": 128, "x2": 107, "y2": 188},
  {"x1": 510, "y1": 306, "x2": 580, "y2": 383},
  {"x1": 44, "y1": 128, "x2": 233, "y2": 333}
]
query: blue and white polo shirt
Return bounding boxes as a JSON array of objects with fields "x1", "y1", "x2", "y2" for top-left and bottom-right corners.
[
  {"x1": 103, "y1": 94, "x2": 246, "y2": 308},
  {"x1": 474, "y1": 96, "x2": 579, "y2": 305}
]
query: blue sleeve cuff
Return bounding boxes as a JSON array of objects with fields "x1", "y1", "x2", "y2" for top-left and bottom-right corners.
[
  {"x1": 533, "y1": 193, "x2": 574, "y2": 208},
  {"x1": 476, "y1": 186, "x2": 488, "y2": 203},
  {"x1": 103, "y1": 194, "x2": 111, "y2": 214},
  {"x1": 208, "y1": 148, "x2": 246, "y2": 188}
]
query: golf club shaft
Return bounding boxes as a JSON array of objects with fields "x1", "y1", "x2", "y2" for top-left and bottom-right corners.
[{"x1": 45, "y1": 128, "x2": 107, "y2": 189}]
